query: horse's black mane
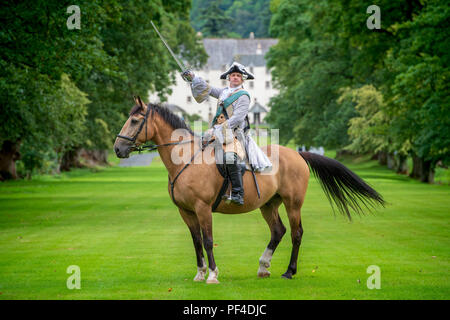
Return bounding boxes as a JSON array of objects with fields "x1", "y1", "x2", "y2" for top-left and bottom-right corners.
[{"x1": 129, "y1": 103, "x2": 194, "y2": 135}]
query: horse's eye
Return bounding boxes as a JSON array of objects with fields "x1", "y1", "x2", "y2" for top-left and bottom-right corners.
[{"x1": 131, "y1": 119, "x2": 139, "y2": 125}]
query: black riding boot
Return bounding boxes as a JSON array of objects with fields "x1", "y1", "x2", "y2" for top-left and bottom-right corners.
[{"x1": 224, "y1": 152, "x2": 244, "y2": 205}]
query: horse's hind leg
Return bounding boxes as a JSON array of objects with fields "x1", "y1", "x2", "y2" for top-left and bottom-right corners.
[
  {"x1": 281, "y1": 198, "x2": 304, "y2": 279},
  {"x1": 258, "y1": 196, "x2": 286, "y2": 278},
  {"x1": 178, "y1": 208, "x2": 207, "y2": 281}
]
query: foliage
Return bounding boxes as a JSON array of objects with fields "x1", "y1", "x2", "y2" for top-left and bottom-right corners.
[
  {"x1": 78, "y1": 0, "x2": 207, "y2": 150},
  {"x1": 191, "y1": 0, "x2": 272, "y2": 38},
  {"x1": 384, "y1": 0, "x2": 450, "y2": 166},
  {"x1": 340, "y1": 85, "x2": 390, "y2": 154},
  {"x1": 0, "y1": 0, "x2": 206, "y2": 178},
  {"x1": 267, "y1": 0, "x2": 449, "y2": 182},
  {"x1": 0, "y1": 64, "x2": 89, "y2": 176},
  {"x1": 266, "y1": 0, "x2": 353, "y2": 147},
  {"x1": 196, "y1": 0, "x2": 233, "y2": 37}
]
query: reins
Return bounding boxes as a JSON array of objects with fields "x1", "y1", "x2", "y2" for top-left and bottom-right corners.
[{"x1": 134, "y1": 139, "x2": 193, "y2": 153}]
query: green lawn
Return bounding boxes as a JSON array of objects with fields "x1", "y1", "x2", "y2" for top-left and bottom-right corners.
[{"x1": 0, "y1": 155, "x2": 449, "y2": 300}]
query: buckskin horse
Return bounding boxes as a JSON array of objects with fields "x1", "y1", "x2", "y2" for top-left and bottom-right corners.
[{"x1": 114, "y1": 97, "x2": 385, "y2": 284}]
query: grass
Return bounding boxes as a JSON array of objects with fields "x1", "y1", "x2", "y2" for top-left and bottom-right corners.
[{"x1": 0, "y1": 153, "x2": 449, "y2": 300}]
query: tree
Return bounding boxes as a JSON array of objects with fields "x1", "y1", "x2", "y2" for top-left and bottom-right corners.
[
  {"x1": 0, "y1": 0, "x2": 207, "y2": 179},
  {"x1": 197, "y1": 0, "x2": 233, "y2": 37},
  {"x1": 266, "y1": 0, "x2": 353, "y2": 147},
  {"x1": 267, "y1": 0, "x2": 449, "y2": 183},
  {"x1": 338, "y1": 85, "x2": 408, "y2": 171},
  {"x1": 382, "y1": 0, "x2": 450, "y2": 182},
  {"x1": 191, "y1": 0, "x2": 272, "y2": 38},
  {"x1": 227, "y1": 0, "x2": 272, "y2": 38}
]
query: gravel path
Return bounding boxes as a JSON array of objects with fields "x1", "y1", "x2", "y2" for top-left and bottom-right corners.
[{"x1": 118, "y1": 152, "x2": 159, "y2": 167}]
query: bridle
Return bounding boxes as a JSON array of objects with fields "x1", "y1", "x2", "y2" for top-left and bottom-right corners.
[
  {"x1": 116, "y1": 104, "x2": 192, "y2": 152},
  {"x1": 116, "y1": 103, "x2": 151, "y2": 147}
]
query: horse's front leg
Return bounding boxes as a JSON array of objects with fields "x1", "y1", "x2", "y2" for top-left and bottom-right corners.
[
  {"x1": 178, "y1": 208, "x2": 207, "y2": 281},
  {"x1": 195, "y1": 201, "x2": 219, "y2": 284}
]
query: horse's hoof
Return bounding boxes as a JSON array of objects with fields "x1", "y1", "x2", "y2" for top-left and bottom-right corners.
[
  {"x1": 194, "y1": 265, "x2": 207, "y2": 281},
  {"x1": 257, "y1": 271, "x2": 271, "y2": 278},
  {"x1": 194, "y1": 275, "x2": 205, "y2": 282},
  {"x1": 206, "y1": 267, "x2": 219, "y2": 284},
  {"x1": 281, "y1": 272, "x2": 292, "y2": 279},
  {"x1": 206, "y1": 278, "x2": 220, "y2": 284}
]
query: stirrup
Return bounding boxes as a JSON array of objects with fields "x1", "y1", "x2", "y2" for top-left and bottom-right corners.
[
  {"x1": 222, "y1": 193, "x2": 243, "y2": 205},
  {"x1": 222, "y1": 194, "x2": 232, "y2": 204},
  {"x1": 230, "y1": 194, "x2": 244, "y2": 205}
]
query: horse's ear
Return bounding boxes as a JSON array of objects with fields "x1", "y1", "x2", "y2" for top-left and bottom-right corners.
[{"x1": 137, "y1": 96, "x2": 146, "y2": 107}]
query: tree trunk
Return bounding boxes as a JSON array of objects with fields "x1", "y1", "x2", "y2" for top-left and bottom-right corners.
[
  {"x1": 410, "y1": 155, "x2": 435, "y2": 183},
  {"x1": 336, "y1": 149, "x2": 353, "y2": 160},
  {"x1": 80, "y1": 149, "x2": 109, "y2": 166},
  {"x1": 420, "y1": 159, "x2": 435, "y2": 183},
  {"x1": 387, "y1": 153, "x2": 395, "y2": 170},
  {"x1": 395, "y1": 154, "x2": 408, "y2": 174},
  {"x1": 59, "y1": 149, "x2": 109, "y2": 172},
  {"x1": 0, "y1": 140, "x2": 21, "y2": 181},
  {"x1": 370, "y1": 152, "x2": 379, "y2": 160},
  {"x1": 410, "y1": 155, "x2": 421, "y2": 179},
  {"x1": 60, "y1": 149, "x2": 83, "y2": 172},
  {"x1": 378, "y1": 151, "x2": 387, "y2": 166}
]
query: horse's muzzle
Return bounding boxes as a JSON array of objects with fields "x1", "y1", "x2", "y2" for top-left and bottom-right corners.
[{"x1": 114, "y1": 144, "x2": 132, "y2": 158}]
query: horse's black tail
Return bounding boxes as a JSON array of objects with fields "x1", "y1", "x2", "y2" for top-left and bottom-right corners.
[{"x1": 299, "y1": 151, "x2": 385, "y2": 220}]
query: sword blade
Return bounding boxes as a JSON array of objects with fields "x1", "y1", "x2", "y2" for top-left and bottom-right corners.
[{"x1": 150, "y1": 20, "x2": 186, "y2": 72}]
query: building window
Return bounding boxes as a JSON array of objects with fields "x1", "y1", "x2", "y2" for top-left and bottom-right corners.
[
  {"x1": 250, "y1": 81, "x2": 254, "y2": 89},
  {"x1": 250, "y1": 66, "x2": 254, "y2": 73},
  {"x1": 187, "y1": 96, "x2": 192, "y2": 103},
  {"x1": 265, "y1": 81, "x2": 270, "y2": 89},
  {"x1": 222, "y1": 80, "x2": 227, "y2": 86}
]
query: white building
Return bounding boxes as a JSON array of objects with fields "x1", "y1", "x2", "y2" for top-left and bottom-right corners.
[{"x1": 149, "y1": 35, "x2": 278, "y2": 123}]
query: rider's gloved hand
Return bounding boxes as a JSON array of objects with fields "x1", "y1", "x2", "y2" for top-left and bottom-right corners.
[
  {"x1": 181, "y1": 69, "x2": 195, "y2": 82},
  {"x1": 203, "y1": 128, "x2": 213, "y2": 141},
  {"x1": 202, "y1": 128, "x2": 214, "y2": 148}
]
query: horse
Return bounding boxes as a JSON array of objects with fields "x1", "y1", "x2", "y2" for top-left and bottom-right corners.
[{"x1": 114, "y1": 96, "x2": 385, "y2": 284}]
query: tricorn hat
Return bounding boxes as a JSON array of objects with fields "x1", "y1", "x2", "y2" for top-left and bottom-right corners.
[{"x1": 220, "y1": 62, "x2": 255, "y2": 80}]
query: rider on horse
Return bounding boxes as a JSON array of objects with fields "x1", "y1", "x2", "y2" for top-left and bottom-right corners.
[{"x1": 182, "y1": 62, "x2": 254, "y2": 206}]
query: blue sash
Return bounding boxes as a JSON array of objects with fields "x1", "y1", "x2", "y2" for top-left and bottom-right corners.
[{"x1": 212, "y1": 90, "x2": 250, "y2": 126}]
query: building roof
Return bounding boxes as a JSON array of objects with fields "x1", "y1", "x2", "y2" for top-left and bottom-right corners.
[
  {"x1": 249, "y1": 101, "x2": 268, "y2": 114},
  {"x1": 203, "y1": 38, "x2": 278, "y2": 70},
  {"x1": 232, "y1": 54, "x2": 266, "y2": 67}
]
